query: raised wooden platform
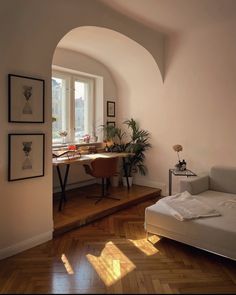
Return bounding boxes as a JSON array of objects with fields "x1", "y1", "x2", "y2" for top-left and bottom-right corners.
[{"x1": 53, "y1": 184, "x2": 161, "y2": 236}]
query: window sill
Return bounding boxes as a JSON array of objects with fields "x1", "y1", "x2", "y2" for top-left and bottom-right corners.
[{"x1": 52, "y1": 141, "x2": 103, "y2": 150}]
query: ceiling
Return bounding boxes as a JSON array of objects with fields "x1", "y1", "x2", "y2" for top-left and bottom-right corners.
[
  {"x1": 55, "y1": 0, "x2": 236, "y2": 85},
  {"x1": 57, "y1": 0, "x2": 236, "y2": 60},
  {"x1": 100, "y1": 0, "x2": 236, "y2": 34}
]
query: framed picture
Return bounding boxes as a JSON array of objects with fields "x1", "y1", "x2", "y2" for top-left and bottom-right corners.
[
  {"x1": 107, "y1": 100, "x2": 115, "y2": 117},
  {"x1": 107, "y1": 121, "x2": 116, "y2": 127},
  {"x1": 8, "y1": 133, "x2": 45, "y2": 181},
  {"x1": 8, "y1": 74, "x2": 45, "y2": 123}
]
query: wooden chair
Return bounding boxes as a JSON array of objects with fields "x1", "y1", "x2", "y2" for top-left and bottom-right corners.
[{"x1": 83, "y1": 157, "x2": 120, "y2": 204}]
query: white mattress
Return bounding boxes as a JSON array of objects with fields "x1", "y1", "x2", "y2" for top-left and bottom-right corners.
[{"x1": 145, "y1": 190, "x2": 236, "y2": 260}]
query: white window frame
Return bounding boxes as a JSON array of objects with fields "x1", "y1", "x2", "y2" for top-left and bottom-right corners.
[{"x1": 52, "y1": 70, "x2": 95, "y2": 144}]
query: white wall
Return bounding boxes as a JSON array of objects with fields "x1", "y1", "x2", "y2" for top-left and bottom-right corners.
[
  {"x1": 160, "y1": 20, "x2": 236, "y2": 194},
  {"x1": 121, "y1": 17, "x2": 236, "y2": 195},
  {"x1": 0, "y1": 0, "x2": 164, "y2": 259},
  {"x1": 52, "y1": 48, "x2": 117, "y2": 191}
]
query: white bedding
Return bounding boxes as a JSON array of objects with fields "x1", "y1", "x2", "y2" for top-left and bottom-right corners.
[
  {"x1": 145, "y1": 190, "x2": 236, "y2": 260},
  {"x1": 158, "y1": 191, "x2": 221, "y2": 221}
]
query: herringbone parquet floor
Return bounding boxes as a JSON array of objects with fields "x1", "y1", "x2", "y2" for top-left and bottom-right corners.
[{"x1": 0, "y1": 198, "x2": 236, "y2": 294}]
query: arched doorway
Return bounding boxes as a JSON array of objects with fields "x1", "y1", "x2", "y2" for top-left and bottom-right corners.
[{"x1": 51, "y1": 26, "x2": 162, "y2": 233}]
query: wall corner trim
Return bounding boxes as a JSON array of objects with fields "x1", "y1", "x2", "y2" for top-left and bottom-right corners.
[{"x1": 0, "y1": 230, "x2": 53, "y2": 260}]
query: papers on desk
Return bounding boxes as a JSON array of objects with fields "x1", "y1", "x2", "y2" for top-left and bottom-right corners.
[
  {"x1": 53, "y1": 150, "x2": 69, "y2": 158},
  {"x1": 53, "y1": 150, "x2": 81, "y2": 160}
]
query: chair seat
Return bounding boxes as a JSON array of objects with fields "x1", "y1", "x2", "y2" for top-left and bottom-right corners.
[{"x1": 83, "y1": 157, "x2": 120, "y2": 204}]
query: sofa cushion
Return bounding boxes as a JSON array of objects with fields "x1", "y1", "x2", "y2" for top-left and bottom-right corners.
[
  {"x1": 180, "y1": 174, "x2": 209, "y2": 195},
  {"x1": 210, "y1": 166, "x2": 236, "y2": 194}
]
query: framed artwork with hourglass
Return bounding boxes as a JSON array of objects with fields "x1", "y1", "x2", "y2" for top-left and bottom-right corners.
[
  {"x1": 8, "y1": 133, "x2": 45, "y2": 181},
  {"x1": 8, "y1": 74, "x2": 45, "y2": 123}
]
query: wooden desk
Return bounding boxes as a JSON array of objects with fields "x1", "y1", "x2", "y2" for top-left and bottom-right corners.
[{"x1": 53, "y1": 152, "x2": 132, "y2": 211}]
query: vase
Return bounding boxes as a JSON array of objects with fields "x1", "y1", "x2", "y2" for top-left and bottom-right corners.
[
  {"x1": 122, "y1": 176, "x2": 133, "y2": 187},
  {"x1": 111, "y1": 175, "x2": 120, "y2": 187},
  {"x1": 175, "y1": 160, "x2": 187, "y2": 171}
]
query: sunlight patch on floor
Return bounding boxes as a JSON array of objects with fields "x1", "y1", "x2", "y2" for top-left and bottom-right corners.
[
  {"x1": 148, "y1": 234, "x2": 161, "y2": 244},
  {"x1": 86, "y1": 241, "x2": 136, "y2": 286},
  {"x1": 128, "y1": 236, "x2": 160, "y2": 256},
  {"x1": 61, "y1": 253, "x2": 74, "y2": 275}
]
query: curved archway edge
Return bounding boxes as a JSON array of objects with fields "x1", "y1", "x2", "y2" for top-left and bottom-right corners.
[{"x1": 50, "y1": 0, "x2": 165, "y2": 80}]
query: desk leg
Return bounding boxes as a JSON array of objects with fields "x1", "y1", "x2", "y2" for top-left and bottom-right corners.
[
  {"x1": 169, "y1": 169, "x2": 172, "y2": 196},
  {"x1": 57, "y1": 164, "x2": 70, "y2": 211},
  {"x1": 122, "y1": 158, "x2": 130, "y2": 190}
]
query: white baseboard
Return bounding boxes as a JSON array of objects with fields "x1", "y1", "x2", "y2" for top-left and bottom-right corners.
[
  {"x1": 0, "y1": 230, "x2": 53, "y2": 260},
  {"x1": 133, "y1": 178, "x2": 167, "y2": 196},
  {"x1": 53, "y1": 179, "x2": 97, "y2": 194}
]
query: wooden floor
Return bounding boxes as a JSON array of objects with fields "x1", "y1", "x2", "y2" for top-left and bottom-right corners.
[
  {"x1": 53, "y1": 184, "x2": 161, "y2": 236},
  {"x1": 1, "y1": 198, "x2": 236, "y2": 294}
]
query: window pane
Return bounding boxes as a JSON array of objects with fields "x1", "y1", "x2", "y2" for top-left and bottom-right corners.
[
  {"x1": 74, "y1": 80, "x2": 89, "y2": 141},
  {"x1": 52, "y1": 70, "x2": 94, "y2": 145},
  {"x1": 52, "y1": 77, "x2": 67, "y2": 143}
]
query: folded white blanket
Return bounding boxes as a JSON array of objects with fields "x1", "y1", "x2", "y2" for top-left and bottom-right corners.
[
  {"x1": 219, "y1": 199, "x2": 236, "y2": 209},
  {"x1": 158, "y1": 191, "x2": 221, "y2": 221}
]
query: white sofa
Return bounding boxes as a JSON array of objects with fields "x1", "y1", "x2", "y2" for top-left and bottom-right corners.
[{"x1": 145, "y1": 166, "x2": 236, "y2": 260}]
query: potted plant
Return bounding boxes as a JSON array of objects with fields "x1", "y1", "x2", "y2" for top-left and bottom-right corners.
[
  {"x1": 122, "y1": 118, "x2": 151, "y2": 187},
  {"x1": 101, "y1": 124, "x2": 116, "y2": 151},
  {"x1": 102, "y1": 124, "x2": 126, "y2": 152},
  {"x1": 101, "y1": 119, "x2": 151, "y2": 187},
  {"x1": 101, "y1": 124, "x2": 124, "y2": 186}
]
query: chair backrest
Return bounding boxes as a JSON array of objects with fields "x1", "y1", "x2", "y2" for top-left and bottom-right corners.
[
  {"x1": 210, "y1": 165, "x2": 236, "y2": 194},
  {"x1": 90, "y1": 157, "x2": 118, "y2": 178}
]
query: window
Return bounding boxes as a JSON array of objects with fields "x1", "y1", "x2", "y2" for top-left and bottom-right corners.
[{"x1": 52, "y1": 70, "x2": 94, "y2": 144}]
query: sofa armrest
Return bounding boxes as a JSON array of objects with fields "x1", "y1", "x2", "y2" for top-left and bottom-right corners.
[{"x1": 180, "y1": 174, "x2": 210, "y2": 195}]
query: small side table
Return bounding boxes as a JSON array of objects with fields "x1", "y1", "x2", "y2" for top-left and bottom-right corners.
[{"x1": 169, "y1": 168, "x2": 197, "y2": 196}]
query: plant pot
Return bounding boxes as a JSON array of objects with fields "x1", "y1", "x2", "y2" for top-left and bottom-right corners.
[
  {"x1": 111, "y1": 175, "x2": 120, "y2": 187},
  {"x1": 122, "y1": 176, "x2": 133, "y2": 187}
]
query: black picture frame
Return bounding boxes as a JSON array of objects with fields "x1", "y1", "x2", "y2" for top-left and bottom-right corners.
[
  {"x1": 107, "y1": 100, "x2": 115, "y2": 117},
  {"x1": 8, "y1": 74, "x2": 45, "y2": 123},
  {"x1": 8, "y1": 133, "x2": 45, "y2": 181},
  {"x1": 107, "y1": 121, "x2": 116, "y2": 127}
]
